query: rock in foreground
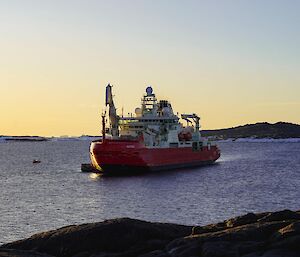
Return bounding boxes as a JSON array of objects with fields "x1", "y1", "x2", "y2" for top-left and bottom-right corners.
[{"x1": 1, "y1": 210, "x2": 300, "y2": 257}]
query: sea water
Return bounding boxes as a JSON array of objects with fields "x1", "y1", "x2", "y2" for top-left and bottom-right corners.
[{"x1": 0, "y1": 140, "x2": 299, "y2": 244}]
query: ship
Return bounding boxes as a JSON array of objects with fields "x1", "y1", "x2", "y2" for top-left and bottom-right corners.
[{"x1": 90, "y1": 85, "x2": 220, "y2": 174}]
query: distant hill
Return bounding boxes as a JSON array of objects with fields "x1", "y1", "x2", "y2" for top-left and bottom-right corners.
[{"x1": 201, "y1": 122, "x2": 300, "y2": 139}]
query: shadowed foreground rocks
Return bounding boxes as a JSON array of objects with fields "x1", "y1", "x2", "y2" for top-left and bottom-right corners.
[{"x1": 1, "y1": 210, "x2": 300, "y2": 257}]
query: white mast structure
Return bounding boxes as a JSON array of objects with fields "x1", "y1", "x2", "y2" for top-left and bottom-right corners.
[{"x1": 105, "y1": 84, "x2": 119, "y2": 138}]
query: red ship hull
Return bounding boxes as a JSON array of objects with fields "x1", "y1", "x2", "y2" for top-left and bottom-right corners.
[{"x1": 90, "y1": 139, "x2": 220, "y2": 175}]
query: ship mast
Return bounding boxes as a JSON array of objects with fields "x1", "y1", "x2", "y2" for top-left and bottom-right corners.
[
  {"x1": 101, "y1": 111, "x2": 106, "y2": 141},
  {"x1": 141, "y1": 86, "x2": 157, "y2": 116}
]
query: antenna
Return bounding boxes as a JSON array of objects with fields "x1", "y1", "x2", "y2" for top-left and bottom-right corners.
[{"x1": 101, "y1": 110, "x2": 106, "y2": 141}]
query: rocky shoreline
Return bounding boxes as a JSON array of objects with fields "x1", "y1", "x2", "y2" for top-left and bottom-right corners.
[{"x1": 1, "y1": 209, "x2": 299, "y2": 257}]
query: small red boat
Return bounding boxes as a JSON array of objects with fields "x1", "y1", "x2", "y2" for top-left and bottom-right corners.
[{"x1": 90, "y1": 85, "x2": 220, "y2": 174}]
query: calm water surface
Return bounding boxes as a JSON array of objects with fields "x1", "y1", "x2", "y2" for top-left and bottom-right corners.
[{"x1": 0, "y1": 140, "x2": 299, "y2": 244}]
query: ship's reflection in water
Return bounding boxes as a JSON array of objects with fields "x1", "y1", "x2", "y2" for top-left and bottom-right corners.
[{"x1": 89, "y1": 172, "x2": 102, "y2": 181}]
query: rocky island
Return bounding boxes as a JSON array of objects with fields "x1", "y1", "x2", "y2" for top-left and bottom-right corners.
[
  {"x1": 0, "y1": 136, "x2": 48, "y2": 142},
  {"x1": 1, "y1": 209, "x2": 299, "y2": 257},
  {"x1": 201, "y1": 122, "x2": 300, "y2": 140}
]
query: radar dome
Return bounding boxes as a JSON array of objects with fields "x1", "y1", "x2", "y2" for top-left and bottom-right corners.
[{"x1": 146, "y1": 86, "x2": 153, "y2": 95}]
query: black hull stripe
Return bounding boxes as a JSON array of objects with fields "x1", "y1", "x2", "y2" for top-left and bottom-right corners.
[{"x1": 98, "y1": 160, "x2": 217, "y2": 176}]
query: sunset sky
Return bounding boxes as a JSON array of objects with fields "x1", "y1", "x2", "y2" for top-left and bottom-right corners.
[{"x1": 1, "y1": 0, "x2": 299, "y2": 136}]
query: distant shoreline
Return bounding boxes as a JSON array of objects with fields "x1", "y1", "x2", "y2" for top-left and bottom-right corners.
[
  {"x1": 1, "y1": 122, "x2": 300, "y2": 142},
  {"x1": 0, "y1": 136, "x2": 101, "y2": 142},
  {"x1": 3, "y1": 137, "x2": 48, "y2": 142}
]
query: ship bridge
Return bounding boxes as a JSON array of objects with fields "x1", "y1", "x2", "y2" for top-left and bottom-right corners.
[{"x1": 117, "y1": 86, "x2": 181, "y2": 145}]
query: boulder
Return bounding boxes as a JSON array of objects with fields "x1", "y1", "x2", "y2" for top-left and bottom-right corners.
[
  {"x1": 226, "y1": 212, "x2": 259, "y2": 228},
  {"x1": 258, "y1": 210, "x2": 300, "y2": 223},
  {"x1": 271, "y1": 221, "x2": 300, "y2": 241}
]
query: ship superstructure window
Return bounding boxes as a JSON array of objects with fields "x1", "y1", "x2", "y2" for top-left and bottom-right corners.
[{"x1": 169, "y1": 143, "x2": 179, "y2": 148}]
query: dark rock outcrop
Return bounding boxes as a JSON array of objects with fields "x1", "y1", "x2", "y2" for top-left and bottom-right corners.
[
  {"x1": 1, "y1": 210, "x2": 300, "y2": 257},
  {"x1": 1, "y1": 218, "x2": 190, "y2": 257},
  {"x1": 0, "y1": 248, "x2": 53, "y2": 257}
]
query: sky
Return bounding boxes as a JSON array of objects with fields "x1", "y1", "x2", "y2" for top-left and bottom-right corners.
[{"x1": 0, "y1": 0, "x2": 299, "y2": 136}]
